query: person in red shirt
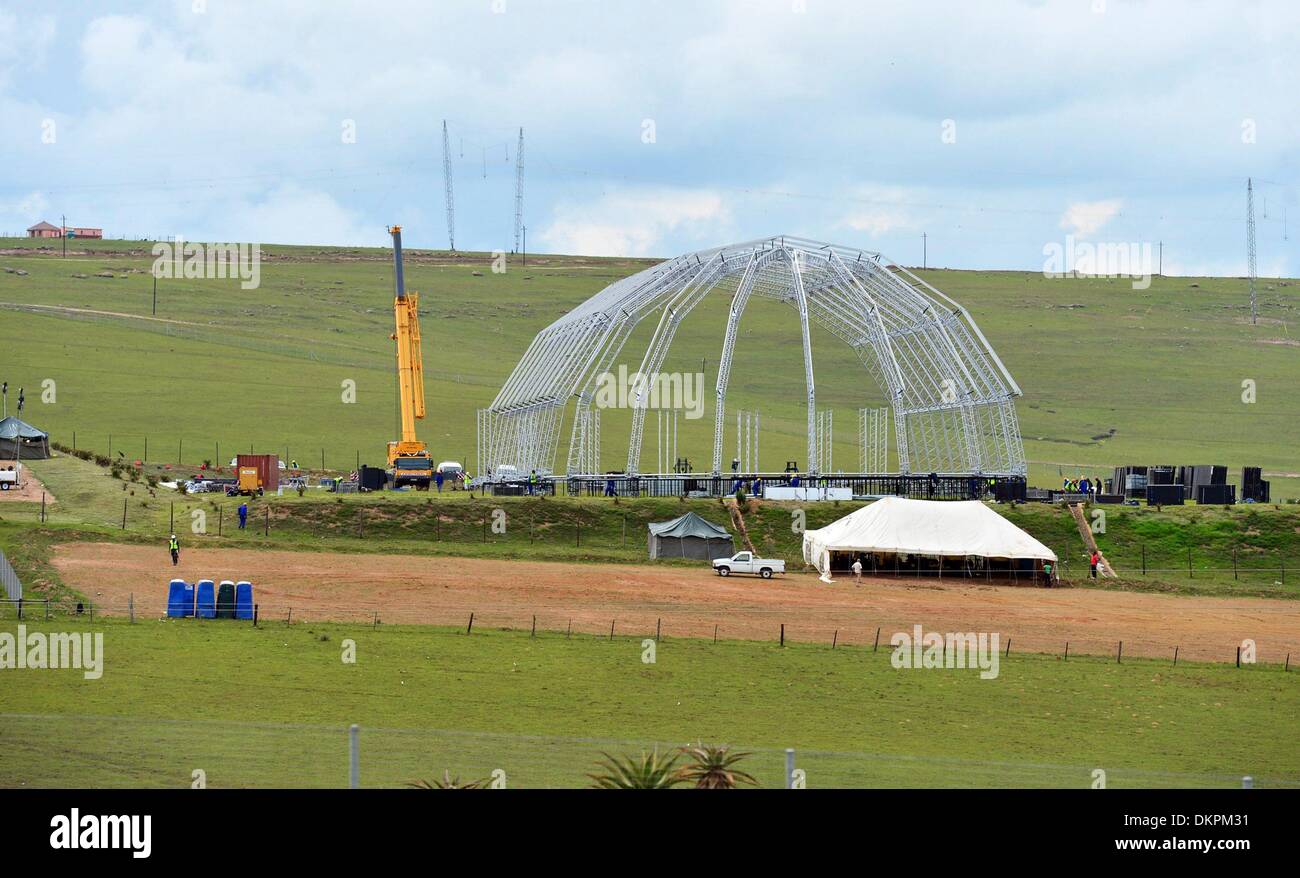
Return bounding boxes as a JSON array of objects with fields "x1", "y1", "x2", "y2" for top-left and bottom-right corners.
[{"x1": 1090, "y1": 550, "x2": 1100, "y2": 578}]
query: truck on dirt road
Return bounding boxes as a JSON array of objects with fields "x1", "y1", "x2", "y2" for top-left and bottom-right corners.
[{"x1": 712, "y1": 551, "x2": 785, "y2": 579}]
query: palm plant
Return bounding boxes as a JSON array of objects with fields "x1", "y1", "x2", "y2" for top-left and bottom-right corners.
[
  {"x1": 587, "y1": 748, "x2": 682, "y2": 789},
  {"x1": 676, "y1": 742, "x2": 759, "y2": 789},
  {"x1": 406, "y1": 770, "x2": 488, "y2": 789}
]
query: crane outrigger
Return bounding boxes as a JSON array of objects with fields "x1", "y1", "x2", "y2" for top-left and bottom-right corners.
[{"x1": 386, "y1": 225, "x2": 433, "y2": 488}]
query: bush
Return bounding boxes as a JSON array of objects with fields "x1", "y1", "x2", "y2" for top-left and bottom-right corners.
[{"x1": 93, "y1": 454, "x2": 110, "y2": 467}]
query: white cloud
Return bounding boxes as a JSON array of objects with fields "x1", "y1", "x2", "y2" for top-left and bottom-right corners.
[
  {"x1": 539, "y1": 188, "x2": 730, "y2": 257},
  {"x1": 1059, "y1": 199, "x2": 1123, "y2": 237},
  {"x1": 0, "y1": 191, "x2": 51, "y2": 233}
]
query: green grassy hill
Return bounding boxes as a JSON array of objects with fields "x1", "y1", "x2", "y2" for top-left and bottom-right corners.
[{"x1": 1, "y1": 237, "x2": 1297, "y2": 498}]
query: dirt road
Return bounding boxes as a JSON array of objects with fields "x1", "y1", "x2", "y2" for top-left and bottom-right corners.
[
  {"x1": 0, "y1": 462, "x2": 54, "y2": 504},
  {"x1": 50, "y1": 542, "x2": 1300, "y2": 663}
]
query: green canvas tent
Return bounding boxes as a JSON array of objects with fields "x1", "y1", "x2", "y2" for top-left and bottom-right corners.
[
  {"x1": 0, "y1": 417, "x2": 50, "y2": 460},
  {"x1": 647, "y1": 511, "x2": 733, "y2": 560}
]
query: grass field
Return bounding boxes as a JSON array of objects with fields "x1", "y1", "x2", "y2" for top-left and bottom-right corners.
[
  {"x1": 1, "y1": 616, "x2": 1296, "y2": 788},
  {"x1": 2, "y1": 237, "x2": 1297, "y2": 499}
]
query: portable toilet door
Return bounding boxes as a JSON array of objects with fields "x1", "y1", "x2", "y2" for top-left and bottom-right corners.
[
  {"x1": 216, "y1": 580, "x2": 236, "y2": 619},
  {"x1": 196, "y1": 580, "x2": 216, "y2": 619},
  {"x1": 166, "y1": 580, "x2": 194, "y2": 618},
  {"x1": 235, "y1": 581, "x2": 254, "y2": 620}
]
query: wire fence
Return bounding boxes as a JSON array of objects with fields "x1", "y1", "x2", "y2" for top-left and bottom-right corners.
[
  {"x1": 0, "y1": 549, "x2": 21, "y2": 600},
  {"x1": 2, "y1": 597, "x2": 1295, "y2": 667},
  {"x1": 0, "y1": 712, "x2": 1287, "y2": 789}
]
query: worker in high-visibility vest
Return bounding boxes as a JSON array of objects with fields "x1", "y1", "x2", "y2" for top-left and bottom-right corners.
[{"x1": 168, "y1": 534, "x2": 180, "y2": 566}]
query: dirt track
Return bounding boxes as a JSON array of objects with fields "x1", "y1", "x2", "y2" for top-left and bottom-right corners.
[{"x1": 51, "y1": 543, "x2": 1300, "y2": 663}]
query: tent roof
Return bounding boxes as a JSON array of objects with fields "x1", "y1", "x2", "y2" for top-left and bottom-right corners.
[
  {"x1": 647, "y1": 511, "x2": 731, "y2": 540},
  {"x1": 802, "y1": 497, "x2": 1056, "y2": 565},
  {"x1": 0, "y1": 416, "x2": 47, "y2": 440}
]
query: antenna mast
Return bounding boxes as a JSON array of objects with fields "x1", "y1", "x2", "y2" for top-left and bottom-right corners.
[
  {"x1": 513, "y1": 127, "x2": 525, "y2": 253},
  {"x1": 1247, "y1": 177, "x2": 1257, "y2": 325},
  {"x1": 442, "y1": 120, "x2": 455, "y2": 251}
]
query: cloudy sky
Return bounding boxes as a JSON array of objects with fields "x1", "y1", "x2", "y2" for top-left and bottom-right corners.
[{"x1": 0, "y1": 0, "x2": 1296, "y2": 274}]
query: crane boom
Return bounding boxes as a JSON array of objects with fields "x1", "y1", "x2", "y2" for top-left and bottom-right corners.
[{"x1": 386, "y1": 225, "x2": 433, "y2": 486}]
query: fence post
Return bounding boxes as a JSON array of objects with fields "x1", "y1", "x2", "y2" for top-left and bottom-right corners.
[
  {"x1": 170, "y1": 502, "x2": 174, "y2": 533},
  {"x1": 1233, "y1": 548, "x2": 1237, "y2": 580},
  {"x1": 1242, "y1": 775, "x2": 1253, "y2": 790},
  {"x1": 1117, "y1": 641, "x2": 1122, "y2": 663},
  {"x1": 466, "y1": 612, "x2": 474, "y2": 634},
  {"x1": 122, "y1": 498, "x2": 127, "y2": 529},
  {"x1": 1174, "y1": 646, "x2": 1178, "y2": 666},
  {"x1": 129, "y1": 592, "x2": 134, "y2": 624},
  {"x1": 1141, "y1": 544, "x2": 1146, "y2": 576},
  {"x1": 41, "y1": 492, "x2": 46, "y2": 523},
  {"x1": 780, "y1": 623, "x2": 785, "y2": 647},
  {"x1": 531, "y1": 615, "x2": 536, "y2": 637},
  {"x1": 784, "y1": 748, "x2": 796, "y2": 789},
  {"x1": 655, "y1": 617, "x2": 661, "y2": 642},
  {"x1": 873, "y1": 627, "x2": 881, "y2": 652},
  {"x1": 349, "y1": 724, "x2": 360, "y2": 789},
  {"x1": 1187, "y1": 547, "x2": 1192, "y2": 578},
  {"x1": 16, "y1": 598, "x2": 21, "y2": 620},
  {"x1": 44, "y1": 598, "x2": 49, "y2": 621},
  {"x1": 253, "y1": 604, "x2": 259, "y2": 627},
  {"x1": 218, "y1": 507, "x2": 223, "y2": 537},
  {"x1": 265, "y1": 507, "x2": 270, "y2": 537}
]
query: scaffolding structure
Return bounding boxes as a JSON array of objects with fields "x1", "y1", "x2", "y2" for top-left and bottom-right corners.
[
  {"x1": 735, "y1": 409, "x2": 759, "y2": 472},
  {"x1": 816, "y1": 410, "x2": 834, "y2": 474},
  {"x1": 479, "y1": 236, "x2": 1026, "y2": 480},
  {"x1": 859, "y1": 406, "x2": 890, "y2": 474}
]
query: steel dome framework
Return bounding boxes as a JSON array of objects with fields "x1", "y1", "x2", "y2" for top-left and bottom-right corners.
[{"x1": 479, "y1": 236, "x2": 1026, "y2": 479}]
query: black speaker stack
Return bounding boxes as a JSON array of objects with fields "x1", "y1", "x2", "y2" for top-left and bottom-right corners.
[
  {"x1": 1242, "y1": 467, "x2": 1270, "y2": 503},
  {"x1": 1195, "y1": 484, "x2": 1236, "y2": 504},
  {"x1": 1145, "y1": 483, "x2": 1185, "y2": 505}
]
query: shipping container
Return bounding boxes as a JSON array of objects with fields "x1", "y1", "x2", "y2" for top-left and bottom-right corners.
[{"x1": 236, "y1": 454, "x2": 279, "y2": 492}]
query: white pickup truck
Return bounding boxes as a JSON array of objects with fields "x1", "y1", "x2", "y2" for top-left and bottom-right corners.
[{"x1": 712, "y1": 551, "x2": 785, "y2": 579}]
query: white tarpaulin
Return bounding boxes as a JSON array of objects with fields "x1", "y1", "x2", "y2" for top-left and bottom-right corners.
[{"x1": 802, "y1": 496, "x2": 1057, "y2": 580}]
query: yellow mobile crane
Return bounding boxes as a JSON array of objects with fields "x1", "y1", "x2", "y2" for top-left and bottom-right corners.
[{"x1": 386, "y1": 225, "x2": 433, "y2": 488}]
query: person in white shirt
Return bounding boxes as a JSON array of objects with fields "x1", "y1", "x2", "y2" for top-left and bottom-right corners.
[{"x1": 851, "y1": 557, "x2": 863, "y2": 585}]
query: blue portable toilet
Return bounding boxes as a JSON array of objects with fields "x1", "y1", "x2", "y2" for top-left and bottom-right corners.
[
  {"x1": 196, "y1": 579, "x2": 216, "y2": 619},
  {"x1": 235, "y1": 581, "x2": 254, "y2": 620},
  {"x1": 166, "y1": 579, "x2": 194, "y2": 618},
  {"x1": 216, "y1": 580, "x2": 236, "y2": 619}
]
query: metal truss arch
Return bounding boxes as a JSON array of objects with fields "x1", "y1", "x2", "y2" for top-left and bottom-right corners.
[{"x1": 480, "y1": 236, "x2": 1026, "y2": 480}]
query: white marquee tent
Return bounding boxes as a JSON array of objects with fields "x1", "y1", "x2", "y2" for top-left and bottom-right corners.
[{"x1": 802, "y1": 497, "x2": 1057, "y2": 581}]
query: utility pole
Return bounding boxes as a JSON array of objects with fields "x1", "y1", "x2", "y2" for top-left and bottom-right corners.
[
  {"x1": 513, "y1": 127, "x2": 524, "y2": 254},
  {"x1": 1247, "y1": 178, "x2": 1258, "y2": 325},
  {"x1": 1158, "y1": 241, "x2": 1162, "y2": 276},
  {"x1": 522, "y1": 225, "x2": 527, "y2": 267},
  {"x1": 61, "y1": 214, "x2": 66, "y2": 258},
  {"x1": 442, "y1": 120, "x2": 455, "y2": 251},
  {"x1": 922, "y1": 232, "x2": 927, "y2": 269}
]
